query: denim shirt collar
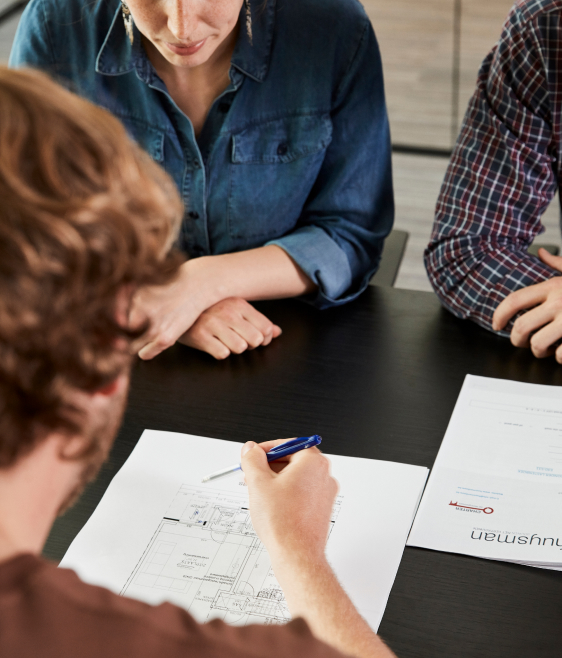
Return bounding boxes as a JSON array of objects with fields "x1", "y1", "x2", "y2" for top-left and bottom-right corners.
[{"x1": 95, "y1": 0, "x2": 276, "y2": 83}]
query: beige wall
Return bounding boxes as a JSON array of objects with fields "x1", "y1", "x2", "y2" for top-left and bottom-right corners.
[{"x1": 363, "y1": 0, "x2": 515, "y2": 149}]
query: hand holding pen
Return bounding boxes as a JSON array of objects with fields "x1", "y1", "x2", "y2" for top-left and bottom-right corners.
[
  {"x1": 202, "y1": 435, "x2": 322, "y2": 482},
  {"x1": 240, "y1": 436, "x2": 338, "y2": 564}
]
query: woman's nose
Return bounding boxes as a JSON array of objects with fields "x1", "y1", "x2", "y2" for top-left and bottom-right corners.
[{"x1": 167, "y1": 0, "x2": 195, "y2": 40}]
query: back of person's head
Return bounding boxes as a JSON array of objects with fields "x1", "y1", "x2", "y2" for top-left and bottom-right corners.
[{"x1": 0, "y1": 67, "x2": 183, "y2": 468}]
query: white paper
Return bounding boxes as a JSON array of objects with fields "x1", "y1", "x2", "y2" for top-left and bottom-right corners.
[
  {"x1": 408, "y1": 375, "x2": 562, "y2": 568},
  {"x1": 60, "y1": 430, "x2": 428, "y2": 630}
]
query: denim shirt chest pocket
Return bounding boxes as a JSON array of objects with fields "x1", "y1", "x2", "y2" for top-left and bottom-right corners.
[{"x1": 227, "y1": 114, "x2": 332, "y2": 244}]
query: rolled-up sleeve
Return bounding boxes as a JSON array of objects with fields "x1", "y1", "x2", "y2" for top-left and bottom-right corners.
[
  {"x1": 425, "y1": 4, "x2": 560, "y2": 334},
  {"x1": 267, "y1": 19, "x2": 394, "y2": 309}
]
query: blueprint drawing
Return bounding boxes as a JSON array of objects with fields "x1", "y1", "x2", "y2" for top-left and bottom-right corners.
[{"x1": 121, "y1": 484, "x2": 342, "y2": 625}]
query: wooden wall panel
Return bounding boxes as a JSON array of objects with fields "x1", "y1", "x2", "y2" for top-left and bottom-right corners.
[
  {"x1": 364, "y1": 0, "x2": 517, "y2": 150},
  {"x1": 364, "y1": 0, "x2": 454, "y2": 149},
  {"x1": 457, "y1": 0, "x2": 515, "y2": 134}
]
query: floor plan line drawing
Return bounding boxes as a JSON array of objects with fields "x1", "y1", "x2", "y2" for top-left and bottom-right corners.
[{"x1": 120, "y1": 484, "x2": 342, "y2": 626}]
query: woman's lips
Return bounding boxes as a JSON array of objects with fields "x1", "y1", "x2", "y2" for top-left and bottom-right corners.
[{"x1": 165, "y1": 39, "x2": 206, "y2": 56}]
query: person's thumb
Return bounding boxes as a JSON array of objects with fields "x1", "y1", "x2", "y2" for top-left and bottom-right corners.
[
  {"x1": 538, "y1": 247, "x2": 562, "y2": 273},
  {"x1": 241, "y1": 441, "x2": 272, "y2": 484}
]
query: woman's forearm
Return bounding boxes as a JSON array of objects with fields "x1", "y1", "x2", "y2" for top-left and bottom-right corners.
[
  {"x1": 188, "y1": 245, "x2": 317, "y2": 304},
  {"x1": 132, "y1": 245, "x2": 316, "y2": 360}
]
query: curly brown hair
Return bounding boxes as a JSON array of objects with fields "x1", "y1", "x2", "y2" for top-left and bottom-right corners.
[{"x1": 0, "y1": 67, "x2": 184, "y2": 467}]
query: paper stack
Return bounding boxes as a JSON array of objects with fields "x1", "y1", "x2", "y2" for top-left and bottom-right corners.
[{"x1": 408, "y1": 375, "x2": 562, "y2": 570}]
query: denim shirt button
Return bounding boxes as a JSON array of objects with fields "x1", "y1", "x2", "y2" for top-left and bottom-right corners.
[
  {"x1": 192, "y1": 160, "x2": 201, "y2": 169},
  {"x1": 277, "y1": 143, "x2": 288, "y2": 156},
  {"x1": 188, "y1": 211, "x2": 199, "y2": 219}
]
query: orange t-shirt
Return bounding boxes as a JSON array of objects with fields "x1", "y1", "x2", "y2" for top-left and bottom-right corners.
[{"x1": 0, "y1": 554, "x2": 345, "y2": 658}]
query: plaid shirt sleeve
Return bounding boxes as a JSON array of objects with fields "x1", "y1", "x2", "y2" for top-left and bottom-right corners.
[{"x1": 425, "y1": 0, "x2": 562, "y2": 335}]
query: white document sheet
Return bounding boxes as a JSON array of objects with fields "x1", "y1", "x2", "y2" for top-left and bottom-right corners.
[
  {"x1": 60, "y1": 430, "x2": 428, "y2": 630},
  {"x1": 408, "y1": 375, "x2": 562, "y2": 569}
]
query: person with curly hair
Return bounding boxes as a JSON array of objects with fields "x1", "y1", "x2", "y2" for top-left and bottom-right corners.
[{"x1": 0, "y1": 67, "x2": 396, "y2": 658}]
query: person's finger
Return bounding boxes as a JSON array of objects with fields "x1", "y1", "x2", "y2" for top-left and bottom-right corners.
[
  {"x1": 257, "y1": 438, "x2": 296, "y2": 451},
  {"x1": 510, "y1": 303, "x2": 555, "y2": 348},
  {"x1": 138, "y1": 327, "x2": 178, "y2": 360},
  {"x1": 210, "y1": 323, "x2": 249, "y2": 355},
  {"x1": 181, "y1": 331, "x2": 231, "y2": 359},
  {"x1": 206, "y1": 300, "x2": 266, "y2": 349},
  {"x1": 241, "y1": 441, "x2": 275, "y2": 484},
  {"x1": 538, "y1": 248, "x2": 562, "y2": 273},
  {"x1": 493, "y1": 283, "x2": 549, "y2": 331},
  {"x1": 256, "y1": 438, "x2": 322, "y2": 462},
  {"x1": 260, "y1": 324, "x2": 282, "y2": 347},
  {"x1": 238, "y1": 302, "x2": 275, "y2": 331},
  {"x1": 237, "y1": 304, "x2": 282, "y2": 347},
  {"x1": 138, "y1": 341, "x2": 165, "y2": 360},
  {"x1": 230, "y1": 318, "x2": 266, "y2": 350},
  {"x1": 555, "y1": 342, "x2": 562, "y2": 364},
  {"x1": 529, "y1": 318, "x2": 562, "y2": 358}
]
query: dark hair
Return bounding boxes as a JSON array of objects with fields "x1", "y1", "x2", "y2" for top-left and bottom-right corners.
[{"x1": 0, "y1": 66, "x2": 184, "y2": 466}]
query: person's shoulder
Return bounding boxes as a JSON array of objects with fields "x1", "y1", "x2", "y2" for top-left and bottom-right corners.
[
  {"x1": 18, "y1": 0, "x2": 118, "y2": 38},
  {"x1": 19, "y1": 559, "x2": 203, "y2": 652},
  {"x1": 12, "y1": 0, "x2": 118, "y2": 73},
  {"x1": 507, "y1": 0, "x2": 562, "y2": 29},
  {"x1": 10, "y1": 558, "x2": 340, "y2": 658},
  {"x1": 272, "y1": 0, "x2": 372, "y2": 72},
  {"x1": 275, "y1": 0, "x2": 369, "y2": 35},
  {"x1": 38, "y1": 560, "x2": 177, "y2": 624}
]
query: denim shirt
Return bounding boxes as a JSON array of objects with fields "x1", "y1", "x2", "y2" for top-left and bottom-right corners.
[{"x1": 11, "y1": 0, "x2": 394, "y2": 308}]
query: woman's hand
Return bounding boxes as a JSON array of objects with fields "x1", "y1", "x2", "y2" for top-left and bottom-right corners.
[
  {"x1": 130, "y1": 246, "x2": 312, "y2": 360},
  {"x1": 493, "y1": 248, "x2": 562, "y2": 361},
  {"x1": 130, "y1": 261, "x2": 215, "y2": 360},
  {"x1": 180, "y1": 297, "x2": 282, "y2": 359}
]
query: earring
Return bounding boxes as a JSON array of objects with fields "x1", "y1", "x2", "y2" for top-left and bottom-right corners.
[
  {"x1": 244, "y1": 0, "x2": 252, "y2": 45},
  {"x1": 121, "y1": 1, "x2": 134, "y2": 45}
]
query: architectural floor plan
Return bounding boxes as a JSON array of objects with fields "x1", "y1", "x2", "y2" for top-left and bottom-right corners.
[{"x1": 121, "y1": 484, "x2": 342, "y2": 625}]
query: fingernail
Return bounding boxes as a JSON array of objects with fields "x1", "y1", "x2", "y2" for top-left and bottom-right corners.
[{"x1": 241, "y1": 441, "x2": 256, "y2": 456}]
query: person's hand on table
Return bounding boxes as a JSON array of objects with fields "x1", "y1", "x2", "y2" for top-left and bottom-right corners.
[
  {"x1": 130, "y1": 261, "x2": 208, "y2": 360},
  {"x1": 493, "y1": 248, "x2": 562, "y2": 362},
  {"x1": 129, "y1": 246, "x2": 305, "y2": 361},
  {"x1": 179, "y1": 297, "x2": 282, "y2": 360}
]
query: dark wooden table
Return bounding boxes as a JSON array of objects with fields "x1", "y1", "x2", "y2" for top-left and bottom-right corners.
[{"x1": 44, "y1": 286, "x2": 562, "y2": 658}]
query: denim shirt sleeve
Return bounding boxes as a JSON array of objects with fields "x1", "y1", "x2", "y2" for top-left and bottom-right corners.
[
  {"x1": 266, "y1": 20, "x2": 394, "y2": 309},
  {"x1": 9, "y1": 0, "x2": 56, "y2": 70}
]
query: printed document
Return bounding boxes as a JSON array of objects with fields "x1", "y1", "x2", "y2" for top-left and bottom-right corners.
[
  {"x1": 408, "y1": 375, "x2": 562, "y2": 569},
  {"x1": 60, "y1": 430, "x2": 428, "y2": 630}
]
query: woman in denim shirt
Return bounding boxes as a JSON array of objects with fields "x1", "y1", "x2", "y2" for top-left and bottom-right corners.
[{"x1": 11, "y1": 0, "x2": 394, "y2": 360}]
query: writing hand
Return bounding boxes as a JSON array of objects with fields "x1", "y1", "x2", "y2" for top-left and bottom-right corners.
[
  {"x1": 492, "y1": 248, "x2": 562, "y2": 361},
  {"x1": 180, "y1": 297, "x2": 281, "y2": 360},
  {"x1": 242, "y1": 441, "x2": 394, "y2": 658},
  {"x1": 241, "y1": 439, "x2": 338, "y2": 560}
]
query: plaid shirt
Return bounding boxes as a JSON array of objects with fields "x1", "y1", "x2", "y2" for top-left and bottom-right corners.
[{"x1": 425, "y1": 0, "x2": 562, "y2": 335}]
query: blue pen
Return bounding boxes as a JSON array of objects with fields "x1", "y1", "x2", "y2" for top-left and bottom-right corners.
[{"x1": 201, "y1": 435, "x2": 322, "y2": 483}]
